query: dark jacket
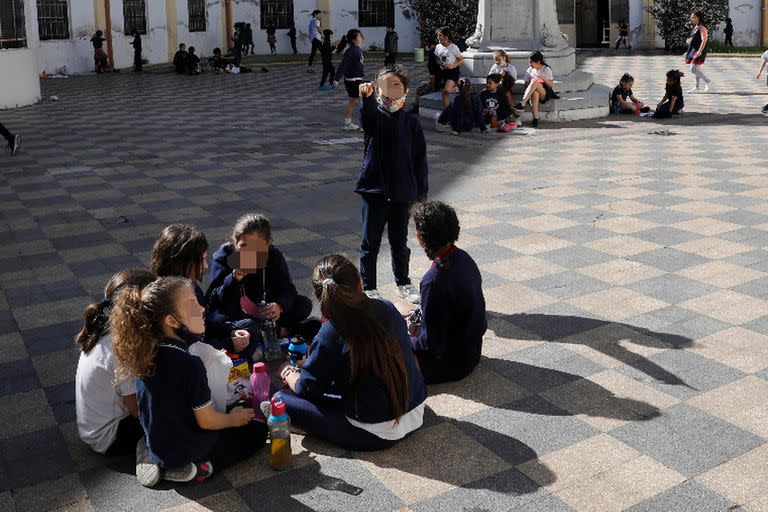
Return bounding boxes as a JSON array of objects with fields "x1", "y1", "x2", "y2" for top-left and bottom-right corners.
[
  {"x1": 173, "y1": 50, "x2": 188, "y2": 73},
  {"x1": 413, "y1": 248, "x2": 487, "y2": 373},
  {"x1": 384, "y1": 31, "x2": 399, "y2": 54},
  {"x1": 206, "y1": 243, "x2": 299, "y2": 325},
  {"x1": 479, "y1": 88, "x2": 512, "y2": 120},
  {"x1": 439, "y1": 93, "x2": 484, "y2": 132},
  {"x1": 321, "y1": 39, "x2": 334, "y2": 64},
  {"x1": 334, "y1": 43, "x2": 364, "y2": 81},
  {"x1": 295, "y1": 299, "x2": 427, "y2": 424},
  {"x1": 356, "y1": 94, "x2": 428, "y2": 202}
]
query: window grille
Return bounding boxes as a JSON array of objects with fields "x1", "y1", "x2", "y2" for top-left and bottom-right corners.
[
  {"x1": 37, "y1": 0, "x2": 70, "y2": 41},
  {"x1": 0, "y1": 0, "x2": 27, "y2": 49},
  {"x1": 123, "y1": 0, "x2": 147, "y2": 35},
  {"x1": 260, "y1": 0, "x2": 294, "y2": 30},
  {"x1": 358, "y1": 0, "x2": 394, "y2": 28},
  {"x1": 188, "y1": 0, "x2": 206, "y2": 32}
]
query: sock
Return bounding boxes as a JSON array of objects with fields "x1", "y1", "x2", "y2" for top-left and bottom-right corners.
[{"x1": 344, "y1": 118, "x2": 352, "y2": 125}]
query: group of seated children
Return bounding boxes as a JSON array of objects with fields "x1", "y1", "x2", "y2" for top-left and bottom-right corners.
[
  {"x1": 172, "y1": 44, "x2": 201, "y2": 75},
  {"x1": 610, "y1": 69, "x2": 685, "y2": 118},
  {"x1": 172, "y1": 43, "x2": 268, "y2": 75},
  {"x1": 75, "y1": 203, "x2": 487, "y2": 486}
]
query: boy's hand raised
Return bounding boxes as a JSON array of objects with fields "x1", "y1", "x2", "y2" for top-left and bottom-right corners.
[{"x1": 359, "y1": 81, "x2": 376, "y2": 98}]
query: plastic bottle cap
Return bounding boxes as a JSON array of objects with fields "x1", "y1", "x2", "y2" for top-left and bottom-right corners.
[
  {"x1": 253, "y1": 362, "x2": 268, "y2": 374},
  {"x1": 270, "y1": 399, "x2": 287, "y2": 417}
]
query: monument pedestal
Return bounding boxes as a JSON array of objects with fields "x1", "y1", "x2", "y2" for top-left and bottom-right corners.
[{"x1": 419, "y1": 0, "x2": 609, "y2": 125}]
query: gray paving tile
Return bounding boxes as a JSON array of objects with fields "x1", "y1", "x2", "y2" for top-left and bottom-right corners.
[
  {"x1": 628, "y1": 248, "x2": 710, "y2": 272},
  {"x1": 625, "y1": 480, "x2": 737, "y2": 512},
  {"x1": 627, "y1": 274, "x2": 718, "y2": 304}
]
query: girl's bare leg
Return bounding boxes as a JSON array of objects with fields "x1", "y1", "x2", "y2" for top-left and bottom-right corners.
[
  {"x1": 345, "y1": 97, "x2": 358, "y2": 120},
  {"x1": 442, "y1": 79, "x2": 457, "y2": 108},
  {"x1": 531, "y1": 91, "x2": 540, "y2": 118}
]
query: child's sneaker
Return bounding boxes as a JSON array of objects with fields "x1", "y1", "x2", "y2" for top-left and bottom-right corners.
[
  {"x1": 513, "y1": 102, "x2": 524, "y2": 111},
  {"x1": 530, "y1": 118, "x2": 540, "y2": 128},
  {"x1": 319, "y1": 85, "x2": 333, "y2": 91},
  {"x1": 343, "y1": 122, "x2": 360, "y2": 131},
  {"x1": 136, "y1": 438, "x2": 161, "y2": 488},
  {"x1": 364, "y1": 289, "x2": 382, "y2": 300},
  {"x1": 9, "y1": 134, "x2": 20, "y2": 156},
  {"x1": 396, "y1": 284, "x2": 421, "y2": 304},
  {"x1": 165, "y1": 461, "x2": 213, "y2": 483}
]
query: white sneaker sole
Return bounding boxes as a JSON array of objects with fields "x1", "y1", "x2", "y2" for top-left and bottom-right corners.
[{"x1": 136, "y1": 439, "x2": 161, "y2": 488}]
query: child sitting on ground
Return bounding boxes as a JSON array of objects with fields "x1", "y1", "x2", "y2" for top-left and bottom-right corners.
[
  {"x1": 480, "y1": 74, "x2": 513, "y2": 130},
  {"x1": 75, "y1": 269, "x2": 156, "y2": 455},
  {"x1": 406, "y1": 201, "x2": 487, "y2": 384},
  {"x1": 610, "y1": 73, "x2": 648, "y2": 115},
  {"x1": 112, "y1": 277, "x2": 267, "y2": 487},
  {"x1": 205, "y1": 213, "x2": 315, "y2": 357},
  {"x1": 437, "y1": 78, "x2": 484, "y2": 135},
  {"x1": 274, "y1": 254, "x2": 427, "y2": 451},
  {"x1": 173, "y1": 44, "x2": 188, "y2": 74},
  {"x1": 653, "y1": 69, "x2": 685, "y2": 118},
  {"x1": 186, "y1": 46, "x2": 201, "y2": 75}
]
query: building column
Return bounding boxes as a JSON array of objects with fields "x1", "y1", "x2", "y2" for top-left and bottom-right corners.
[
  {"x1": 640, "y1": 0, "x2": 657, "y2": 48},
  {"x1": 318, "y1": 0, "x2": 332, "y2": 30},
  {"x1": 222, "y1": 0, "x2": 233, "y2": 49},
  {"x1": 166, "y1": 0, "x2": 178, "y2": 62}
]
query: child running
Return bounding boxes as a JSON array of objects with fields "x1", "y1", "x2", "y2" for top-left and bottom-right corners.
[
  {"x1": 756, "y1": 49, "x2": 768, "y2": 116},
  {"x1": 274, "y1": 254, "x2": 428, "y2": 451},
  {"x1": 333, "y1": 29, "x2": 366, "y2": 130},
  {"x1": 112, "y1": 277, "x2": 267, "y2": 487},
  {"x1": 357, "y1": 65, "x2": 428, "y2": 302},
  {"x1": 514, "y1": 51, "x2": 558, "y2": 128},
  {"x1": 75, "y1": 269, "x2": 156, "y2": 455},
  {"x1": 610, "y1": 73, "x2": 648, "y2": 115},
  {"x1": 434, "y1": 27, "x2": 464, "y2": 109},
  {"x1": 653, "y1": 69, "x2": 685, "y2": 118}
]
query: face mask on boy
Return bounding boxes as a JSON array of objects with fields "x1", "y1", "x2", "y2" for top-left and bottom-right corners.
[{"x1": 376, "y1": 92, "x2": 407, "y2": 113}]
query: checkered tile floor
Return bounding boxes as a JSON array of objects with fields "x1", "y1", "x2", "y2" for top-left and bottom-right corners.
[{"x1": 1, "y1": 52, "x2": 767, "y2": 511}]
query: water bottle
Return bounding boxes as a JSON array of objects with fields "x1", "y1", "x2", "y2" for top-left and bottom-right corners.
[
  {"x1": 250, "y1": 362, "x2": 270, "y2": 422},
  {"x1": 287, "y1": 336, "x2": 308, "y2": 367},
  {"x1": 490, "y1": 109, "x2": 498, "y2": 129},
  {"x1": 268, "y1": 397, "x2": 293, "y2": 471},
  {"x1": 258, "y1": 300, "x2": 281, "y2": 361}
]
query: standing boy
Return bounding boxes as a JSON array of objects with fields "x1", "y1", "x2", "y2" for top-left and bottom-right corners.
[
  {"x1": 356, "y1": 65, "x2": 428, "y2": 303},
  {"x1": 724, "y1": 18, "x2": 734, "y2": 48},
  {"x1": 307, "y1": 10, "x2": 323, "y2": 71},
  {"x1": 131, "y1": 31, "x2": 142, "y2": 72},
  {"x1": 287, "y1": 22, "x2": 298, "y2": 55},
  {"x1": 319, "y1": 29, "x2": 336, "y2": 91},
  {"x1": 0, "y1": 122, "x2": 20, "y2": 157},
  {"x1": 384, "y1": 26, "x2": 399, "y2": 66}
]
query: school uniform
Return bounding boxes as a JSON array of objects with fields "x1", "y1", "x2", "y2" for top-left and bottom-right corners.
[
  {"x1": 334, "y1": 44, "x2": 365, "y2": 98},
  {"x1": 685, "y1": 25, "x2": 708, "y2": 65},
  {"x1": 205, "y1": 243, "x2": 313, "y2": 351},
  {"x1": 320, "y1": 39, "x2": 335, "y2": 87},
  {"x1": 434, "y1": 42, "x2": 462, "y2": 84},
  {"x1": 438, "y1": 93, "x2": 484, "y2": 133},
  {"x1": 76, "y1": 335, "x2": 143, "y2": 455},
  {"x1": 412, "y1": 247, "x2": 487, "y2": 384},
  {"x1": 275, "y1": 299, "x2": 428, "y2": 451},
  {"x1": 526, "y1": 66, "x2": 557, "y2": 103},
  {"x1": 653, "y1": 84, "x2": 684, "y2": 118},
  {"x1": 357, "y1": 94, "x2": 429, "y2": 290},
  {"x1": 610, "y1": 84, "x2": 633, "y2": 113},
  {"x1": 137, "y1": 338, "x2": 267, "y2": 470},
  {"x1": 490, "y1": 62, "x2": 518, "y2": 95},
  {"x1": 479, "y1": 88, "x2": 512, "y2": 121}
]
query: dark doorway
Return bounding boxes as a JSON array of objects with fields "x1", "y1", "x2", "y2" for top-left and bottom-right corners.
[{"x1": 575, "y1": 0, "x2": 609, "y2": 47}]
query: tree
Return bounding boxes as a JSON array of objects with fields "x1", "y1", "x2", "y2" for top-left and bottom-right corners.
[
  {"x1": 400, "y1": 0, "x2": 478, "y2": 46},
  {"x1": 646, "y1": 0, "x2": 728, "y2": 52}
]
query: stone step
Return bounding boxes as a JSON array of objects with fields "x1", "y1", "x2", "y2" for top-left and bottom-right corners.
[
  {"x1": 419, "y1": 82, "x2": 612, "y2": 123},
  {"x1": 466, "y1": 69, "x2": 595, "y2": 93}
]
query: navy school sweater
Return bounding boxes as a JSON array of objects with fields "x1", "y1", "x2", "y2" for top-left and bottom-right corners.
[
  {"x1": 295, "y1": 299, "x2": 428, "y2": 424},
  {"x1": 334, "y1": 43, "x2": 364, "y2": 81},
  {"x1": 412, "y1": 247, "x2": 487, "y2": 371},
  {"x1": 356, "y1": 95, "x2": 429, "y2": 203},
  {"x1": 205, "y1": 243, "x2": 299, "y2": 330}
]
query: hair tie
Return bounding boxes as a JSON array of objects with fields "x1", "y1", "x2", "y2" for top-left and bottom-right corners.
[{"x1": 322, "y1": 278, "x2": 336, "y2": 287}]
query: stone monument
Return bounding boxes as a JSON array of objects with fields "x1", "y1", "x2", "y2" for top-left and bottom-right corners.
[{"x1": 419, "y1": 0, "x2": 610, "y2": 124}]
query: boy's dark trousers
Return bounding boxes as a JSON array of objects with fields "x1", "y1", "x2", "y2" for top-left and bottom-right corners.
[
  {"x1": 290, "y1": 37, "x2": 297, "y2": 54},
  {"x1": 725, "y1": 33, "x2": 733, "y2": 47},
  {"x1": 359, "y1": 194, "x2": 412, "y2": 290},
  {"x1": 0, "y1": 122, "x2": 12, "y2": 144},
  {"x1": 320, "y1": 61, "x2": 335, "y2": 86},
  {"x1": 308, "y1": 38, "x2": 322, "y2": 66},
  {"x1": 385, "y1": 52, "x2": 397, "y2": 66},
  {"x1": 134, "y1": 52, "x2": 142, "y2": 72}
]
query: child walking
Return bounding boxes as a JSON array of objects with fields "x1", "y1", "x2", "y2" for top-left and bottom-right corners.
[
  {"x1": 610, "y1": 73, "x2": 647, "y2": 115},
  {"x1": 756, "y1": 49, "x2": 768, "y2": 115},
  {"x1": 319, "y1": 29, "x2": 336, "y2": 91},
  {"x1": 274, "y1": 254, "x2": 427, "y2": 451},
  {"x1": 686, "y1": 10, "x2": 711, "y2": 93},
  {"x1": 112, "y1": 277, "x2": 267, "y2": 487},
  {"x1": 75, "y1": 269, "x2": 156, "y2": 455},
  {"x1": 357, "y1": 65, "x2": 428, "y2": 302},
  {"x1": 653, "y1": 69, "x2": 685, "y2": 118},
  {"x1": 333, "y1": 29, "x2": 366, "y2": 131}
]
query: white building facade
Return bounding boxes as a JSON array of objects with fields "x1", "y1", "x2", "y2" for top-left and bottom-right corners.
[
  {"x1": 0, "y1": 0, "x2": 42, "y2": 108},
  {"x1": 9, "y1": 0, "x2": 421, "y2": 75},
  {"x1": 555, "y1": 0, "x2": 766, "y2": 48}
]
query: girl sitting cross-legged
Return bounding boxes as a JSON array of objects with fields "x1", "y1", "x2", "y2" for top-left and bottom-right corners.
[{"x1": 274, "y1": 254, "x2": 428, "y2": 451}]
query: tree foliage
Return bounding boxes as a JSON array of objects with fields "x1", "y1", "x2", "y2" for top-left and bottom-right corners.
[
  {"x1": 400, "y1": 0, "x2": 478, "y2": 46},
  {"x1": 645, "y1": 0, "x2": 728, "y2": 51}
]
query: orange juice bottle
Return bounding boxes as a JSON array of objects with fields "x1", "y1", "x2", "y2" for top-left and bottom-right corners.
[{"x1": 268, "y1": 397, "x2": 293, "y2": 471}]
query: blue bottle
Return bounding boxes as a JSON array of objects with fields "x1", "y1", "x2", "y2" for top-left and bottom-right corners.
[{"x1": 287, "y1": 336, "x2": 308, "y2": 367}]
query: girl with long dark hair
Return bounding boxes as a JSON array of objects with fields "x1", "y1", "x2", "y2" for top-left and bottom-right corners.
[
  {"x1": 686, "y1": 11, "x2": 711, "y2": 93},
  {"x1": 275, "y1": 254, "x2": 427, "y2": 451},
  {"x1": 75, "y1": 269, "x2": 156, "y2": 455},
  {"x1": 515, "y1": 51, "x2": 558, "y2": 128}
]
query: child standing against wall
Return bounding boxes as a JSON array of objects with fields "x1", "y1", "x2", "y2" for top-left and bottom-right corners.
[{"x1": 131, "y1": 31, "x2": 142, "y2": 72}]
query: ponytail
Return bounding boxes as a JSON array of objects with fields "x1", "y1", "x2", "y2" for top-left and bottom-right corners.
[
  {"x1": 112, "y1": 276, "x2": 191, "y2": 379},
  {"x1": 75, "y1": 269, "x2": 155, "y2": 354},
  {"x1": 312, "y1": 255, "x2": 410, "y2": 423}
]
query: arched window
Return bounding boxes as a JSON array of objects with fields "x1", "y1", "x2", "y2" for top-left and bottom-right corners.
[
  {"x1": 260, "y1": 0, "x2": 294, "y2": 30},
  {"x1": 0, "y1": 0, "x2": 26, "y2": 49},
  {"x1": 358, "y1": 0, "x2": 394, "y2": 27}
]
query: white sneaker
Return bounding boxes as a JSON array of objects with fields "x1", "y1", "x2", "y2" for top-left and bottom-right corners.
[
  {"x1": 343, "y1": 122, "x2": 360, "y2": 131},
  {"x1": 164, "y1": 463, "x2": 198, "y2": 482},
  {"x1": 364, "y1": 289, "x2": 382, "y2": 299},
  {"x1": 136, "y1": 438, "x2": 161, "y2": 488},
  {"x1": 396, "y1": 284, "x2": 421, "y2": 304},
  {"x1": 700, "y1": 83, "x2": 709, "y2": 92},
  {"x1": 687, "y1": 86, "x2": 699, "y2": 93},
  {"x1": 434, "y1": 112, "x2": 451, "y2": 132}
]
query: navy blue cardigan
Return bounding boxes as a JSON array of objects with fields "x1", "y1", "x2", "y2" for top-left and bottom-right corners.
[
  {"x1": 413, "y1": 248, "x2": 487, "y2": 370},
  {"x1": 205, "y1": 243, "x2": 299, "y2": 330},
  {"x1": 295, "y1": 299, "x2": 427, "y2": 424},
  {"x1": 334, "y1": 43, "x2": 364, "y2": 81},
  {"x1": 356, "y1": 95, "x2": 429, "y2": 202}
]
